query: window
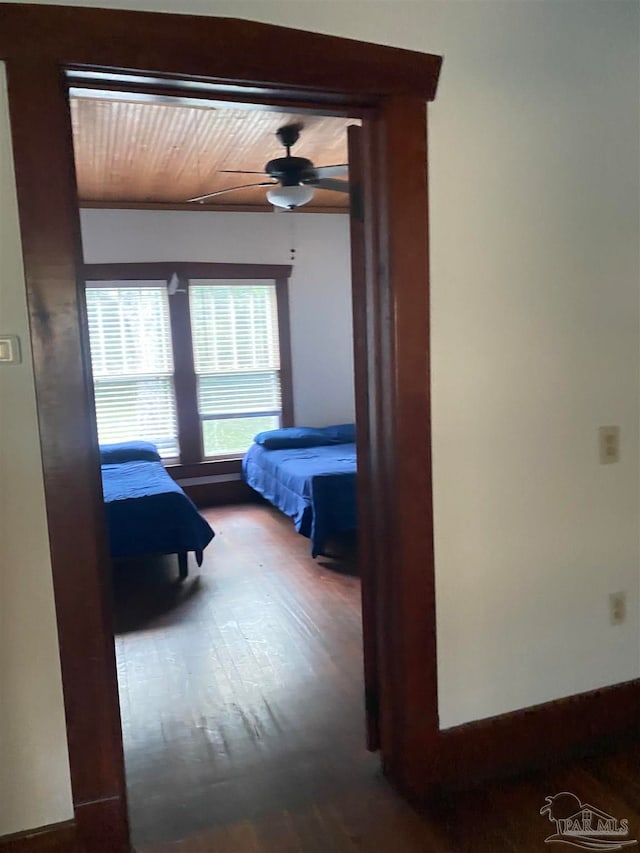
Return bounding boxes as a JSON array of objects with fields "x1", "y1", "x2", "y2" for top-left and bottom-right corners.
[
  {"x1": 86, "y1": 284, "x2": 179, "y2": 458},
  {"x1": 84, "y1": 265, "x2": 292, "y2": 466},
  {"x1": 190, "y1": 282, "x2": 282, "y2": 457}
]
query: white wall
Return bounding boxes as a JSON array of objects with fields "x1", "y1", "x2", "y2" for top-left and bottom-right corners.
[
  {"x1": 80, "y1": 209, "x2": 355, "y2": 427},
  {"x1": 427, "y1": 0, "x2": 640, "y2": 727},
  {"x1": 1, "y1": 3, "x2": 639, "y2": 825},
  {"x1": 0, "y1": 62, "x2": 74, "y2": 835}
]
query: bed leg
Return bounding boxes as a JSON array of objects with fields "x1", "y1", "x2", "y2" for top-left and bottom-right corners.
[{"x1": 178, "y1": 552, "x2": 188, "y2": 581}]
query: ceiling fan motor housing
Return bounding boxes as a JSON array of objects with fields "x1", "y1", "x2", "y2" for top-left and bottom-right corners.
[{"x1": 265, "y1": 156, "x2": 315, "y2": 187}]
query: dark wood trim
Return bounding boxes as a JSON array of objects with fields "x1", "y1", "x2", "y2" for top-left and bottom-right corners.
[
  {"x1": 73, "y1": 798, "x2": 130, "y2": 853},
  {"x1": 81, "y1": 200, "x2": 277, "y2": 213},
  {"x1": 68, "y1": 78, "x2": 376, "y2": 118},
  {"x1": 166, "y1": 459, "x2": 252, "y2": 509},
  {"x1": 166, "y1": 458, "x2": 242, "y2": 480},
  {"x1": 180, "y1": 478, "x2": 258, "y2": 508},
  {"x1": 70, "y1": 73, "x2": 374, "y2": 112},
  {"x1": 0, "y1": 821, "x2": 77, "y2": 853},
  {"x1": 167, "y1": 277, "x2": 202, "y2": 464},
  {"x1": 80, "y1": 200, "x2": 349, "y2": 215},
  {"x1": 360, "y1": 115, "x2": 401, "y2": 781},
  {"x1": 347, "y1": 123, "x2": 379, "y2": 751},
  {"x1": 275, "y1": 277, "x2": 294, "y2": 427},
  {"x1": 0, "y1": 6, "x2": 442, "y2": 101},
  {"x1": 5, "y1": 56, "x2": 130, "y2": 850},
  {"x1": 436, "y1": 679, "x2": 640, "y2": 791},
  {"x1": 373, "y1": 97, "x2": 439, "y2": 798},
  {"x1": 3, "y1": 6, "x2": 443, "y2": 850},
  {"x1": 83, "y1": 262, "x2": 292, "y2": 282}
]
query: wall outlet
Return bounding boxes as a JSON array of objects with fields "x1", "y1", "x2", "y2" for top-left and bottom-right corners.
[
  {"x1": 609, "y1": 591, "x2": 626, "y2": 625},
  {"x1": 599, "y1": 426, "x2": 620, "y2": 464}
]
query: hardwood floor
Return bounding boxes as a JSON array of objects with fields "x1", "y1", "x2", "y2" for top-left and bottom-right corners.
[
  {"x1": 115, "y1": 503, "x2": 371, "y2": 849},
  {"x1": 115, "y1": 504, "x2": 640, "y2": 853}
]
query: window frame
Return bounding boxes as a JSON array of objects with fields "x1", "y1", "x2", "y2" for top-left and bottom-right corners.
[
  {"x1": 84, "y1": 279, "x2": 180, "y2": 460},
  {"x1": 83, "y1": 262, "x2": 293, "y2": 472}
]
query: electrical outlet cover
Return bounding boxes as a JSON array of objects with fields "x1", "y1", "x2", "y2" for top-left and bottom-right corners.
[
  {"x1": 599, "y1": 426, "x2": 620, "y2": 464},
  {"x1": 609, "y1": 591, "x2": 626, "y2": 625}
]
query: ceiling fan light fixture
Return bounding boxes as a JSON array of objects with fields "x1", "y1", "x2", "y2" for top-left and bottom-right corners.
[{"x1": 267, "y1": 184, "x2": 315, "y2": 210}]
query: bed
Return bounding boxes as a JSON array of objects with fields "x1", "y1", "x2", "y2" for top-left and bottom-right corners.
[
  {"x1": 241, "y1": 425, "x2": 357, "y2": 557},
  {"x1": 100, "y1": 441, "x2": 215, "y2": 579}
]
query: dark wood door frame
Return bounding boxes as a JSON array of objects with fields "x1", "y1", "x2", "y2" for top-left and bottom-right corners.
[{"x1": 0, "y1": 5, "x2": 442, "y2": 850}]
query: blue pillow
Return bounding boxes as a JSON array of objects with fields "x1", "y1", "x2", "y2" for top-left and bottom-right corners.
[
  {"x1": 321, "y1": 423, "x2": 356, "y2": 443},
  {"x1": 254, "y1": 427, "x2": 336, "y2": 450},
  {"x1": 99, "y1": 441, "x2": 161, "y2": 464}
]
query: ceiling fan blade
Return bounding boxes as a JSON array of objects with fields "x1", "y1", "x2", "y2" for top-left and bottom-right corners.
[
  {"x1": 308, "y1": 178, "x2": 350, "y2": 194},
  {"x1": 313, "y1": 164, "x2": 349, "y2": 178},
  {"x1": 218, "y1": 170, "x2": 268, "y2": 175},
  {"x1": 187, "y1": 181, "x2": 276, "y2": 203}
]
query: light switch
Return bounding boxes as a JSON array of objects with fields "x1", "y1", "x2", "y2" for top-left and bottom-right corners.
[{"x1": 0, "y1": 335, "x2": 21, "y2": 364}]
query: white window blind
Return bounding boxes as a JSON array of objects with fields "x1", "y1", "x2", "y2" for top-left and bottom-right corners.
[
  {"x1": 86, "y1": 284, "x2": 179, "y2": 458},
  {"x1": 190, "y1": 281, "x2": 282, "y2": 456}
]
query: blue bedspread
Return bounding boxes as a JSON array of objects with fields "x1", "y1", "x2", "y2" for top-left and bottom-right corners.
[
  {"x1": 101, "y1": 459, "x2": 214, "y2": 561},
  {"x1": 242, "y1": 442, "x2": 357, "y2": 557}
]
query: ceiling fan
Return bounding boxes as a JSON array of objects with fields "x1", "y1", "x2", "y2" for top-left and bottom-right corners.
[{"x1": 187, "y1": 123, "x2": 349, "y2": 209}]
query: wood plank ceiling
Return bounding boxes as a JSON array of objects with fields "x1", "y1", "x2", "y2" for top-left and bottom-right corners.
[{"x1": 70, "y1": 97, "x2": 354, "y2": 212}]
